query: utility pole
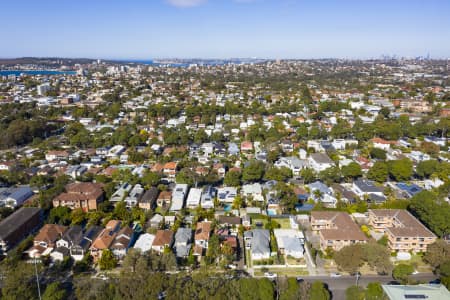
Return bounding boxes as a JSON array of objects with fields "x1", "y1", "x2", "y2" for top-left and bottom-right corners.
[
  {"x1": 34, "y1": 258, "x2": 42, "y2": 300},
  {"x1": 356, "y1": 272, "x2": 360, "y2": 287}
]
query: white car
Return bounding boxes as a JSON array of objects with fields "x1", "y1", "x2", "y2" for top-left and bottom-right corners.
[
  {"x1": 330, "y1": 272, "x2": 342, "y2": 278},
  {"x1": 264, "y1": 272, "x2": 277, "y2": 279}
]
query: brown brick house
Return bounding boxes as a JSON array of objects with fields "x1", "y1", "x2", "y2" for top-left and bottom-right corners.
[
  {"x1": 311, "y1": 211, "x2": 368, "y2": 251},
  {"x1": 29, "y1": 224, "x2": 67, "y2": 258},
  {"x1": 368, "y1": 209, "x2": 437, "y2": 253},
  {"x1": 53, "y1": 182, "x2": 104, "y2": 211}
]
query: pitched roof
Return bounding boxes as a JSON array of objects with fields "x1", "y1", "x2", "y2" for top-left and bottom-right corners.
[
  {"x1": 310, "y1": 153, "x2": 334, "y2": 164},
  {"x1": 90, "y1": 220, "x2": 121, "y2": 250},
  {"x1": 34, "y1": 224, "x2": 67, "y2": 244},
  {"x1": 311, "y1": 211, "x2": 368, "y2": 241},
  {"x1": 195, "y1": 221, "x2": 211, "y2": 241},
  {"x1": 153, "y1": 230, "x2": 174, "y2": 246},
  {"x1": 369, "y1": 209, "x2": 436, "y2": 238}
]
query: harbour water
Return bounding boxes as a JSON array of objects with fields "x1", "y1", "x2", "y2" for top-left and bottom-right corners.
[{"x1": 0, "y1": 70, "x2": 77, "y2": 76}]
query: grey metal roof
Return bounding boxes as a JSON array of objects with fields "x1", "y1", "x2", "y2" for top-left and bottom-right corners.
[{"x1": 0, "y1": 207, "x2": 41, "y2": 240}]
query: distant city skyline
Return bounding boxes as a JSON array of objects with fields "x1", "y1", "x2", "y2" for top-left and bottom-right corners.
[{"x1": 1, "y1": 0, "x2": 449, "y2": 59}]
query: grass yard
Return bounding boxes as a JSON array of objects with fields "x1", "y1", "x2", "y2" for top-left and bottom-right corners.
[
  {"x1": 286, "y1": 256, "x2": 306, "y2": 266},
  {"x1": 252, "y1": 218, "x2": 268, "y2": 229},
  {"x1": 272, "y1": 218, "x2": 292, "y2": 229}
]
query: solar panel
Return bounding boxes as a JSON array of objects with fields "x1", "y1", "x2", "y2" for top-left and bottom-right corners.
[{"x1": 404, "y1": 295, "x2": 428, "y2": 299}]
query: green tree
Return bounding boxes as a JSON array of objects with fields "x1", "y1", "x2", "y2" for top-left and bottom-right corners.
[
  {"x1": 334, "y1": 244, "x2": 365, "y2": 273},
  {"x1": 206, "y1": 235, "x2": 221, "y2": 265},
  {"x1": 416, "y1": 160, "x2": 440, "y2": 179},
  {"x1": 0, "y1": 261, "x2": 39, "y2": 300},
  {"x1": 309, "y1": 281, "x2": 331, "y2": 300},
  {"x1": 367, "y1": 161, "x2": 389, "y2": 183},
  {"x1": 409, "y1": 191, "x2": 450, "y2": 237},
  {"x1": 224, "y1": 170, "x2": 241, "y2": 187},
  {"x1": 176, "y1": 168, "x2": 195, "y2": 186},
  {"x1": 264, "y1": 166, "x2": 292, "y2": 181},
  {"x1": 362, "y1": 242, "x2": 393, "y2": 275},
  {"x1": 42, "y1": 282, "x2": 67, "y2": 300},
  {"x1": 423, "y1": 240, "x2": 450, "y2": 269},
  {"x1": 392, "y1": 264, "x2": 414, "y2": 284},
  {"x1": 141, "y1": 171, "x2": 161, "y2": 187},
  {"x1": 300, "y1": 168, "x2": 316, "y2": 184},
  {"x1": 388, "y1": 159, "x2": 413, "y2": 181},
  {"x1": 98, "y1": 249, "x2": 117, "y2": 270},
  {"x1": 242, "y1": 160, "x2": 265, "y2": 182},
  {"x1": 48, "y1": 206, "x2": 72, "y2": 225},
  {"x1": 365, "y1": 282, "x2": 387, "y2": 300},
  {"x1": 342, "y1": 162, "x2": 362, "y2": 180},
  {"x1": 370, "y1": 148, "x2": 387, "y2": 160},
  {"x1": 346, "y1": 285, "x2": 365, "y2": 300}
]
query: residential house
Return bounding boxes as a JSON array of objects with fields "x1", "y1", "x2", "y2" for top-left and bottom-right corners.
[
  {"x1": 194, "y1": 221, "x2": 211, "y2": 256},
  {"x1": 65, "y1": 165, "x2": 87, "y2": 179},
  {"x1": 170, "y1": 184, "x2": 189, "y2": 212},
  {"x1": 157, "y1": 190, "x2": 172, "y2": 208},
  {"x1": 308, "y1": 181, "x2": 337, "y2": 207},
  {"x1": 274, "y1": 156, "x2": 307, "y2": 176},
  {"x1": 217, "y1": 216, "x2": 241, "y2": 229},
  {"x1": 53, "y1": 182, "x2": 104, "y2": 211},
  {"x1": 331, "y1": 183, "x2": 358, "y2": 204},
  {"x1": 52, "y1": 225, "x2": 102, "y2": 261},
  {"x1": 151, "y1": 230, "x2": 174, "y2": 253},
  {"x1": 371, "y1": 138, "x2": 393, "y2": 151},
  {"x1": 395, "y1": 183, "x2": 422, "y2": 199},
  {"x1": 217, "y1": 187, "x2": 237, "y2": 203},
  {"x1": 148, "y1": 214, "x2": 164, "y2": 229},
  {"x1": 123, "y1": 184, "x2": 144, "y2": 208},
  {"x1": 249, "y1": 229, "x2": 271, "y2": 260},
  {"x1": 110, "y1": 183, "x2": 132, "y2": 205},
  {"x1": 273, "y1": 229, "x2": 304, "y2": 259},
  {"x1": 110, "y1": 226, "x2": 135, "y2": 259},
  {"x1": 0, "y1": 186, "x2": 34, "y2": 208},
  {"x1": 310, "y1": 211, "x2": 368, "y2": 251},
  {"x1": 242, "y1": 183, "x2": 264, "y2": 202},
  {"x1": 90, "y1": 220, "x2": 122, "y2": 261},
  {"x1": 200, "y1": 185, "x2": 216, "y2": 209},
  {"x1": 174, "y1": 228, "x2": 192, "y2": 258},
  {"x1": 228, "y1": 143, "x2": 240, "y2": 156},
  {"x1": 241, "y1": 141, "x2": 253, "y2": 154},
  {"x1": 163, "y1": 162, "x2": 177, "y2": 181},
  {"x1": 368, "y1": 209, "x2": 437, "y2": 253},
  {"x1": 308, "y1": 153, "x2": 334, "y2": 172},
  {"x1": 45, "y1": 150, "x2": 70, "y2": 162},
  {"x1": 29, "y1": 224, "x2": 67, "y2": 258},
  {"x1": 353, "y1": 179, "x2": 385, "y2": 203},
  {"x1": 138, "y1": 187, "x2": 159, "y2": 210},
  {"x1": 186, "y1": 188, "x2": 202, "y2": 209},
  {"x1": 133, "y1": 233, "x2": 155, "y2": 253}
]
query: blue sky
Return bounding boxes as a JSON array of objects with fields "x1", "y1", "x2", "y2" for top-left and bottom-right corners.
[{"x1": 1, "y1": 0, "x2": 449, "y2": 59}]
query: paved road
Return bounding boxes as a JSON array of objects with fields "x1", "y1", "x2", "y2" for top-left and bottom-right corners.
[{"x1": 303, "y1": 273, "x2": 438, "y2": 300}]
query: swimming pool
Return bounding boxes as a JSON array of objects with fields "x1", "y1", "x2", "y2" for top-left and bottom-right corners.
[{"x1": 267, "y1": 209, "x2": 277, "y2": 216}]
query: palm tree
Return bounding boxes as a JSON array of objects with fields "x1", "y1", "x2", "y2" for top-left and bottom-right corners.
[{"x1": 313, "y1": 189, "x2": 323, "y2": 201}]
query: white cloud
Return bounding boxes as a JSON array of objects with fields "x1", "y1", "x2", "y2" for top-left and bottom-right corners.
[{"x1": 166, "y1": 0, "x2": 207, "y2": 8}]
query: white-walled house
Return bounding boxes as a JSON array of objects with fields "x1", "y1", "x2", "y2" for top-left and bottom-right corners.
[
  {"x1": 242, "y1": 183, "x2": 264, "y2": 202},
  {"x1": 308, "y1": 153, "x2": 334, "y2": 172}
]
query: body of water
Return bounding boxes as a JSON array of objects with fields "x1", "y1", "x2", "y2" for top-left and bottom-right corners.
[{"x1": 0, "y1": 70, "x2": 77, "y2": 76}]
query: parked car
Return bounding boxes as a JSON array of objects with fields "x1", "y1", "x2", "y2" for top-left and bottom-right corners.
[
  {"x1": 296, "y1": 277, "x2": 304, "y2": 282},
  {"x1": 330, "y1": 272, "x2": 342, "y2": 278},
  {"x1": 264, "y1": 272, "x2": 277, "y2": 280}
]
